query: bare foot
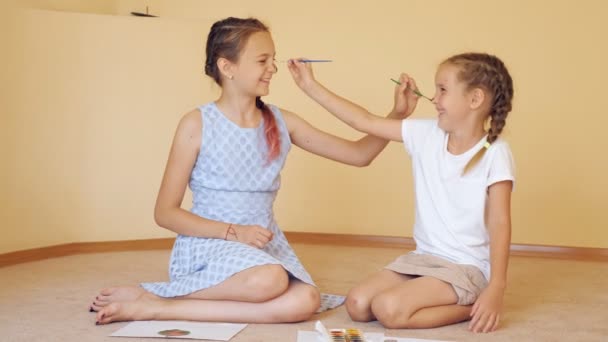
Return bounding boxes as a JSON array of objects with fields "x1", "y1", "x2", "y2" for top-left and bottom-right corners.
[
  {"x1": 96, "y1": 293, "x2": 164, "y2": 324},
  {"x1": 91, "y1": 286, "x2": 147, "y2": 311}
]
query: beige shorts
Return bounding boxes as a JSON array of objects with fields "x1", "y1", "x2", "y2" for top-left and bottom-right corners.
[{"x1": 384, "y1": 253, "x2": 488, "y2": 305}]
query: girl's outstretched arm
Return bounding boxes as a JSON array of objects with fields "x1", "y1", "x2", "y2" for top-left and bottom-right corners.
[
  {"x1": 281, "y1": 107, "x2": 398, "y2": 167},
  {"x1": 469, "y1": 180, "x2": 513, "y2": 333},
  {"x1": 288, "y1": 59, "x2": 419, "y2": 142}
]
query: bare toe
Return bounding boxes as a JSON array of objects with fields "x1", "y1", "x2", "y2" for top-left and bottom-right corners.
[
  {"x1": 96, "y1": 302, "x2": 120, "y2": 324},
  {"x1": 90, "y1": 299, "x2": 108, "y2": 312},
  {"x1": 95, "y1": 295, "x2": 163, "y2": 325},
  {"x1": 96, "y1": 286, "x2": 146, "y2": 303}
]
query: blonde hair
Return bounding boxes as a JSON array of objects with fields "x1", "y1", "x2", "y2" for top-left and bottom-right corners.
[{"x1": 442, "y1": 53, "x2": 514, "y2": 175}]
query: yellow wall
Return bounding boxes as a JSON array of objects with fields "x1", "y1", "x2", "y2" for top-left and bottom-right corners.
[
  {"x1": 18, "y1": 0, "x2": 116, "y2": 14},
  {"x1": 2, "y1": 0, "x2": 607, "y2": 253}
]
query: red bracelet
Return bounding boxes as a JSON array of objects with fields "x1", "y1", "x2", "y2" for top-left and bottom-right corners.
[
  {"x1": 225, "y1": 223, "x2": 238, "y2": 241},
  {"x1": 224, "y1": 223, "x2": 232, "y2": 240}
]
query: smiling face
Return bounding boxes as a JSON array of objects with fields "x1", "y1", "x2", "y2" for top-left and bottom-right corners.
[
  {"x1": 432, "y1": 63, "x2": 477, "y2": 133},
  {"x1": 204, "y1": 17, "x2": 277, "y2": 97},
  {"x1": 228, "y1": 31, "x2": 277, "y2": 97}
]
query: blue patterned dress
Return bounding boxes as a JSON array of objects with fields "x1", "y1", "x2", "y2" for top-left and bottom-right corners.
[{"x1": 141, "y1": 102, "x2": 344, "y2": 312}]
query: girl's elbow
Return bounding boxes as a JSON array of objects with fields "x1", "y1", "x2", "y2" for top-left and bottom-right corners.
[
  {"x1": 154, "y1": 207, "x2": 169, "y2": 228},
  {"x1": 356, "y1": 157, "x2": 373, "y2": 167},
  {"x1": 350, "y1": 142, "x2": 376, "y2": 167},
  {"x1": 348, "y1": 153, "x2": 374, "y2": 167}
]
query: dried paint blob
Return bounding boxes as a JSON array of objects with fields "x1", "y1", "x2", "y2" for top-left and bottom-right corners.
[{"x1": 158, "y1": 329, "x2": 191, "y2": 337}]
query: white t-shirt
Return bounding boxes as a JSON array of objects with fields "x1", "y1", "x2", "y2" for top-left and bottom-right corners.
[{"x1": 402, "y1": 119, "x2": 515, "y2": 280}]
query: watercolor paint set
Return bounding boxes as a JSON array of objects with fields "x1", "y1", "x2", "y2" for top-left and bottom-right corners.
[
  {"x1": 314, "y1": 321, "x2": 367, "y2": 342},
  {"x1": 327, "y1": 327, "x2": 366, "y2": 341},
  {"x1": 298, "y1": 321, "x2": 454, "y2": 342}
]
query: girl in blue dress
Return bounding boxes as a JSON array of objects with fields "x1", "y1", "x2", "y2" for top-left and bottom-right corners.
[{"x1": 91, "y1": 17, "x2": 419, "y2": 324}]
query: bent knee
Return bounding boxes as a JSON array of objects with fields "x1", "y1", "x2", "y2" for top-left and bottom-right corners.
[
  {"x1": 244, "y1": 264, "x2": 289, "y2": 302},
  {"x1": 371, "y1": 294, "x2": 412, "y2": 329},
  {"x1": 345, "y1": 289, "x2": 374, "y2": 322},
  {"x1": 277, "y1": 286, "x2": 320, "y2": 322}
]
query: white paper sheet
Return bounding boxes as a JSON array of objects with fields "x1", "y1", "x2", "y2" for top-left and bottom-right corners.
[{"x1": 110, "y1": 321, "x2": 247, "y2": 340}]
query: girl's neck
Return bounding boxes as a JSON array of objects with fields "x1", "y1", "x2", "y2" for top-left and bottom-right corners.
[
  {"x1": 447, "y1": 123, "x2": 487, "y2": 155},
  {"x1": 215, "y1": 93, "x2": 261, "y2": 128}
]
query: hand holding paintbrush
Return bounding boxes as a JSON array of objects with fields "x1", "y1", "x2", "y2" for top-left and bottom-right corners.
[
  {"x1": 391, "y1": 78, "x2": 433, "y2": 102},
  {"x1": 390, "y1": 73, "x2": 421, "y2": 119},
  {"x1": 286, "y1": 58, "x2": 321, "y2": 93}
]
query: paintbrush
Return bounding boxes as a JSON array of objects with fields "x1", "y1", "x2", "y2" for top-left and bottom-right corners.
[
  {"x1": 277, "y1": 59, "x2": 333, "y2": 63},
  {"x1": 390, "y1": 78, "x2": 433, "y2": 101}
]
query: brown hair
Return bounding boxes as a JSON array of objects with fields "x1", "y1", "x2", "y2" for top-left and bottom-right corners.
[
  {"x1": 442, "y1": 53, "x2": 514, "y2": 174},
  {"x1": 204, "y1": 17, "x2": 280, "y2": 161}
]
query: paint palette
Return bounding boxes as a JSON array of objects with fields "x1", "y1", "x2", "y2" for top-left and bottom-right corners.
[
  {"x1": 328, "y1": 328, "x2": 366, "y2": 342},
  {"x1": 313, "y1": 321, "x2": 369, "y2": 342}
]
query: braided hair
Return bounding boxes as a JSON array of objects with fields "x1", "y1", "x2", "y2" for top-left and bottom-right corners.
[
  {"x1": 443, "y1": 53, "x2": 514, "y2": 174},
  {"x1": 204, "y1": 17, "x2": 280, "y2": 162}
]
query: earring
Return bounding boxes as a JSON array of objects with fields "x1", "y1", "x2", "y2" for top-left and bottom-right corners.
[{"x1": 228, "y1": 75, "x2": 234, "y2": 80}]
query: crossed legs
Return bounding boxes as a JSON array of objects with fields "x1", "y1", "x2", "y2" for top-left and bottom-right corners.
[{"x1": 91, "y1": 264, "x2": 320, "y2": 324}]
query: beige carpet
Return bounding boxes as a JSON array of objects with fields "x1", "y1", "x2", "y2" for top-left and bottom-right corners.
[{"x1": 0, "y1": 242, "x2": 607, "y2": 341}]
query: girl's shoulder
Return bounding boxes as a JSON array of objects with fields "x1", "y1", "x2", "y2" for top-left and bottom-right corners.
[
  {"x1": 266, "y1": 103, "x2": 287, "y2": 118},
  {"x1": 197, "y1": 101, "x2": 217, "y2": 113},
  {"x1": 407, "y1": 117, "x2": 439, "y2": 126},
  {"x1": 403, "y1": 117, "x2": 440, "y2": 132},
  {"x1": 402, "y1": 118, "x2": 443, "y2": 148},
  {"x1": 488, "y1": 137, "x2": 513, "y2": 155},
  {"x1": 179, "y1": 108, "x2": 203, "y2": 130},
  {"x1": 272, "y1": 105, "x2": 295, "y2": 124},
  {"x1": 194, "y1": 102, "x2": 219, "y2": 123}
]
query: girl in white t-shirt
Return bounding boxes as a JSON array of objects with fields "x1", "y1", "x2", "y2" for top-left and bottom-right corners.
[{"x1": 288, "y1": 53, "x2": 514, "y2": 333}]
